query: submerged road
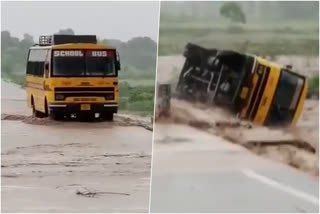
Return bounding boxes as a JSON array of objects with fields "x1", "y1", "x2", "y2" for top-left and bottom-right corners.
[
  {"x1": 1, "y1": 81, "x2": 152, "y2": 212},
  {"x1": 150, "y1": 123, "x2": 319, "y2": 213}
]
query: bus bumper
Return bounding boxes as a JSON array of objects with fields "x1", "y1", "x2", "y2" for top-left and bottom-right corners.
[{"x1": 48, "y1": 103, "x2": 118, "y2": 114}]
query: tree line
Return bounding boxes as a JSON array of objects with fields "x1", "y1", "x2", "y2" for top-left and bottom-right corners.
[{"x1": 161, "y1": 1, "x2": 319, "y2": 23}]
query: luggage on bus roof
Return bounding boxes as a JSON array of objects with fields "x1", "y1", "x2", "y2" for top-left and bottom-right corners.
[{"x1": 39, "y1": 35, "x2": 97, "y2": 46}]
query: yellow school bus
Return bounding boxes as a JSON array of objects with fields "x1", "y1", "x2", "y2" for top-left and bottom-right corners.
[
  {"x1": 177, "y1": 43, "x2": 307, "y2": 126},
  {"x1": 238, "y1": 57, "x2": 307, "y2": 126},
  {"x1": 25, "y1": 35, "x2": 120, "y2": 120}
]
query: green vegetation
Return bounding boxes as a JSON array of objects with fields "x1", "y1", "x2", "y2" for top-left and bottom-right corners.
[
  {"x1": 1, "y1": 31, "x2": 33, "y2": 85},
  {"x1": 309, "y1": 75, "x2": 319, "y2": 94},
  {"x1": 220, "y1": 2, "x2": 246, "y2": 24},
  {"x1": 159, "y1": 2, "x2": 318, "y2": 57},
  {"x1": 101, "y1": 37, "x2": 157, "y2": 78},
  {"x1": 158, "y1": 23, "x2": 318, "y2": 57},
  {"x1": 1, "y1": 29, "x2": 156, "y2": 114},
  {"x1": 119, "y1": 82, "x2": 154, "y2": 116}
]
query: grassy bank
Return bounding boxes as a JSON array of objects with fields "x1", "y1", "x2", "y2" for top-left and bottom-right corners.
[
  {"x1": 309, "y1": 75, "x2": 319, "y2": 96},
  {"x1": 119, "y1": 81, "x2": 154, "y2": 116},
  {"x1": 158, "y1": 20, "x2": 319, "y2": 57}
]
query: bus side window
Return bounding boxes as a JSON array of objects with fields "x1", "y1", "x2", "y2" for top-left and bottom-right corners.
[
  {"x1": 116, "y1": 51, "x2": 121, "y2": 71},
  {"x1": 44, "y1": 62, "x2": 49, "y2": 78},
  {"x1": 38, "y1": 62, "x2": 44, "y2": 77},
  {"x1": 27, "y1": 61, "x2": 38, "y2": 76},
  {"x1": 26, "y1": 49, "x2": 47, "y2": 77},
  {"x1": 26, "y1": 61, "x2": 33, "y2": 74},
  {"x1": 44, "y1": 50, "x2": 50, "y2": 78},
  {"x1": 27, "y1": 50, "x2": 34, "y2": 75}
]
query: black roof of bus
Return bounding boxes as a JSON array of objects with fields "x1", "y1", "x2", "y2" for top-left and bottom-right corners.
[{"x1": 31, "y1": 34, "x2": 115, "y2": 49}]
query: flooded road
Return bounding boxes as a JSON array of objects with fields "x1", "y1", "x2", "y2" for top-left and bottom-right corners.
[{"x1": 1, "y1": 81, "x2": 152, "y2": 212}]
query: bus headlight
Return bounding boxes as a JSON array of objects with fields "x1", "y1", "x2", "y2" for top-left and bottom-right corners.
[
  {"x1": 55, "y1": 94, "x2": 65, "y2": 100},
  {"x1": 105, "y1": 94, "x2": 114, "y2": 100}
]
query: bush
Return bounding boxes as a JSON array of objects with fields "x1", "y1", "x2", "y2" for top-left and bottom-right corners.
[
  {"x1": 119, "y1": 82, "x2": 154, "y2": 113},
  {"x1": 309, "y1": 75, "x2": 319, "y2": 91},
  {"x1": 220, "y1": 2, "x2": 246, "y2": 24}
]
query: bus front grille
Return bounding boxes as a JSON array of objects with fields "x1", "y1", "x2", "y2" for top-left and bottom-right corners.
[{"x1": 54, "y1": 87, "x2": 114, "y2": 101}]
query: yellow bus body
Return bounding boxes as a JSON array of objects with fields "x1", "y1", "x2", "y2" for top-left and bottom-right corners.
[
  {"x1": 239, "y1": 56, "x2": 307, "y2": 126},
  {"x1": 25, "y1": 42, "x2": 119, "y2": 120}
]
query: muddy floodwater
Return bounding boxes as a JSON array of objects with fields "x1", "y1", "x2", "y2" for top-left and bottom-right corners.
[
  {"x1": 155, "y1": 54, "x2": 319, "y2": 177},
  {"x1": 1, "y1": 81, "x2": 152, "y2": 212}
]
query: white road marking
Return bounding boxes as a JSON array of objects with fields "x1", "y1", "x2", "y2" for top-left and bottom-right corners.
[{"x1": 242, "y1": 168, "x2": 319, "y2": 205}]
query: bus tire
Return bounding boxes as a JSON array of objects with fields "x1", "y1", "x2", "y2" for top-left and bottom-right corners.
[
  {"x1": 44, "y1": 98, "x2": 49, "y2": 117},
  {"x1": 33, "y1": 108, "x2": 45, "y2": 118},
  {"x1": 32, "y1": 97, "x2": 44, "y2": 118}
]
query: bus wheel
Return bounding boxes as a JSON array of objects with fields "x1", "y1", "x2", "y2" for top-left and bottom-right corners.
[
  {"x1": 32, "y1": 98, "x2": 44, "y2": 118},
  {"x1": 101, "y1": 112, "x2": 114, "y2": 121},
  {"x1": 44, "y1": 99, "x2": 49, "y2": 117}
]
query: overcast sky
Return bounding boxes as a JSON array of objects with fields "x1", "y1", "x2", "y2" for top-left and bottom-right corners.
[{"x1": 1, "y1": 1, "x2": 159, "y2": 42}]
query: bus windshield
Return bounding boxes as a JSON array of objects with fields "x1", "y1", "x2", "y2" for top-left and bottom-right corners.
[
  {"x1": 272, "y1": 70, "x2": 300, "y2": 109},
  {"x1": 86, "y1": 50, "x2": 115, "y2": 76},
  {"x1": 52, "y1": 50, "x2": 116, "y2": 77}
]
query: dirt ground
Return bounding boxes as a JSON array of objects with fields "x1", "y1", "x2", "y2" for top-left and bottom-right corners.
[
  {"x1": 155, "y1": 55, "x2": 319, "y2": 176},
  {"x1": 1, "y1": 81, "x2": 153, "y2": 212}
]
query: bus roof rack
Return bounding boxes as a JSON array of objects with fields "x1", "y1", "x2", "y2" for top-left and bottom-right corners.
[
  {"x1": 39, "y1": 34, "x2": 97, "y2": 46},
  {"x1": 39, "y1": 35, "x2": 53, "y2": 46}
]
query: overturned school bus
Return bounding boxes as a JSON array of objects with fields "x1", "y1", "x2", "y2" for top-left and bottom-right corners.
[
  {"x1": 176, "y1": 43, "x2": 307, "y2": 126},
  {"x1": 25, "y1": 34, "x2": 120, "y2": 121}
]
